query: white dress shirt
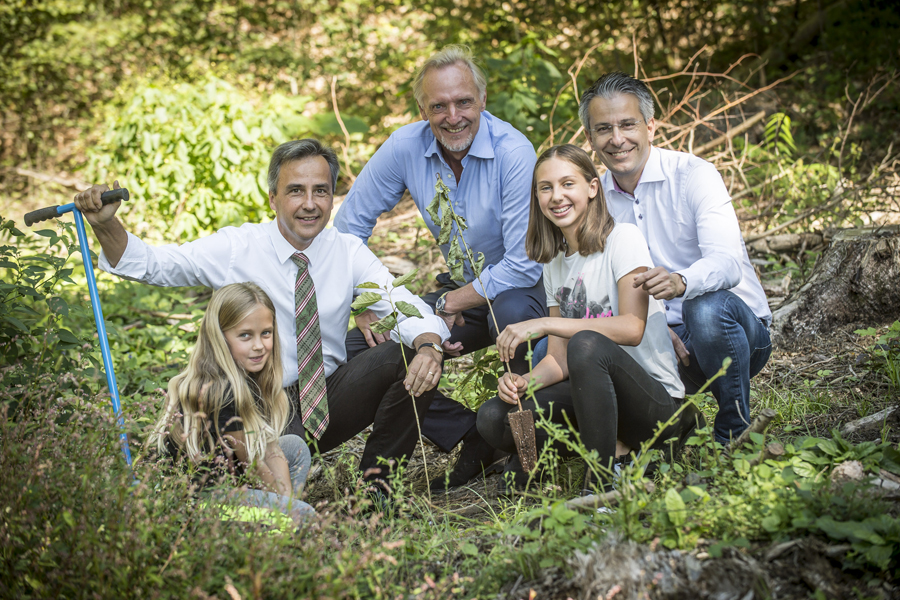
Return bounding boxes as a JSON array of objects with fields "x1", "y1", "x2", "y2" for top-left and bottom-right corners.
[
  {"x1": 601, "y1": 146, "x2": 771, "y2": 326},
  {"x1": 99, "y1": 221, "x2": 450, "y2": 386}
]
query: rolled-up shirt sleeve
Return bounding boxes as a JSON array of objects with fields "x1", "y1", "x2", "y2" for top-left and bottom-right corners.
[
  {"x1": 473, "y1": 143, "x2": 540, "y2": 299},
  {"x1": 351, "y1": 243, "x2": 450, "y2": 346},
  {"x1": 678, "y1": 162, "x2": 743, "y2": 300}
]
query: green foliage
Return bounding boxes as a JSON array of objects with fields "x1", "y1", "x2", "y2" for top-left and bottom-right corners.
[
  {"x1": 855, "y1": 321, "x2": 900, "y2": 390},
  {"x1": 427, "y1": 175, "x2": 486, "y2": 283},
  {"x1": 763, "y1": 112, "x2": 796, "y2": 158},
  {"x1": 84, "y1": 78, "x2": 331, "y2": 241}
]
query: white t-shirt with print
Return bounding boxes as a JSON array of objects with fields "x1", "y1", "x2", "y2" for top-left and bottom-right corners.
[{"x1": 543, "y1": 223, "x2": 685, "y2": 398}]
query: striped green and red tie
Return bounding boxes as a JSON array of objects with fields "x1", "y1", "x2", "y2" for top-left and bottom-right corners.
[{"x1": 291, "y1": 252, "x2": 328, "y2": 439}]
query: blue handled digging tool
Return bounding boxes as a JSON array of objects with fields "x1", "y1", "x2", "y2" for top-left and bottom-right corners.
[{"x1": 25, "y1": 188, "x2": 134, "y2": 467}]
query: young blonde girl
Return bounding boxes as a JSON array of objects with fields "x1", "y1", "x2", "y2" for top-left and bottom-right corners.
[
  {"x1": 150, "y1": 282, "x2": 314, "y2": 520},
  {"x1": 476, "y1": 144, "x2": 704, "y2": 494}
]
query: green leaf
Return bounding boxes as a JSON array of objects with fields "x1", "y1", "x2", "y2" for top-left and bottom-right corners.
[
  {"x1": 448, "y1": 238, "x2": 465, "y2": 283},
  {"x1": 460, "y1": 542, "x2": 478, "y2": 556},
  {"x1": 62, "y1": 510, "x2": 75, "y2": 528},
  {"x1": 57, "y1": 329, "x2": 81, "y2": 344},
  {"x1": 371, "y1": 314, "x2": 397, "y2": 335},
  {"x1": 350, "y1": 291, "x2": 381, "y2": 311},
  {"x1": 472, "y1": 251, "x2": 485, "y2": 278},
  {"x1": 4, "y1": 316, "x2": 29, "y2": 333},
  {"x1": 355, "y1": 281, "x2": 382, "y2": 289},
  {"x1": 47, "y1": 296, "x2": 69, "y2": 316},
  {"x1": 665, "y1": 488, "x2": 686, "y2": 526},
  {"x1": 33, "y1": 229, "x2": 57, "y2": 238},
  {"x1": 391, "y1": 269, "x2": 418, "y2": 288},
  {"x1": 395, "y1": 301, "x2": 422, "y2": 319}
]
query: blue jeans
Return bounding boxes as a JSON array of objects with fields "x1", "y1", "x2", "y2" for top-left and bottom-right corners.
[
  {"x1": 529, "y1": 290, "x2": 771, "y2": 443},
  {"x1": 222, "y1": 434, "x2": 316, "y2": 522},
  {"x1": 672, "y1": 290, "x2": 771, "y2": 443}
]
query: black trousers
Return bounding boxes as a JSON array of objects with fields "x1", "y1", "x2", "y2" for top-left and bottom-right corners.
[
  {"x1": 346, "y1": 272, "x2": 548, "y2": 452},
  {"x1": 476, "y1": 331, "x2": 681, "y2": 471},
  {"x1": 284, "y1": 340, "x2": 433, "y2": 481}
]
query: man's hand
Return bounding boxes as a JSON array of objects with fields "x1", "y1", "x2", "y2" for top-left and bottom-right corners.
[
  {"x1": 669, "y1": 327, "x2": 690, "y2": 367},
  {"x1": 354, "y1": 309, "x2": 391, "y2": 347},
  {"x1": 497, "y1": 372, "x2": 527, "y2": 405},
  {"x1": 73, "y1": 181, "x2": 123, "y2": 227},
  {"x1": 438, "y1": 311, "x2": 465, "y2": 334},
  {"x1": 495, "y1": 319, "x2": 543, "y2": 364},
  {"x1": 442, "y1": 340, "x2": 464, "y2": 357},
  {"x1": 404, "y1": 343, "x2": 442, "y2": 396},
  {"x1": 633, "y1": 266, "x2": 686, "y2": 301}
]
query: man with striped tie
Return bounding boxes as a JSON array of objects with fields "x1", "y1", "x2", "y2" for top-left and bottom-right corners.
[{"x1": 74, "y1": 139, "x2": 450, "y2": 495}]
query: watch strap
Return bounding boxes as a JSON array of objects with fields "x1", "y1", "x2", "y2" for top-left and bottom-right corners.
[{"x1": 416, "y1": 341, "x2": 443, "y2": 357}]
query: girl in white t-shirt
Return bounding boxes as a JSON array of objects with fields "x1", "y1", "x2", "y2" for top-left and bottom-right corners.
[{"x1": 476, "y1": 144, "x2": 703, "y2": 494}]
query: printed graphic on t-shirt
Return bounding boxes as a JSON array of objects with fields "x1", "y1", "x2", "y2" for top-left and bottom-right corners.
[{"x1": 555, "y1": 273, "x2": 614, "y2": 320}]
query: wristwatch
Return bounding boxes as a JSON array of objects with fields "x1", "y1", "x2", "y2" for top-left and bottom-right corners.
[
  {"x1": 676, "y1": 273, "x2": 687, "y2": 297},
  {"x1": 434, "y1": 291, "x2": 453, "y2": 317},
  {"x1": 416, "y1": 341, "x2": 443, "y2": 358}
]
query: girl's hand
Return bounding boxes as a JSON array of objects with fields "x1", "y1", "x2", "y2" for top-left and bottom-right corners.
[
  {"x1": 497, "y1": 372, "x2": 527, "y2": 405},
  {"x1": 496, "y1": 320, "x2": 544, "y2": 363}
]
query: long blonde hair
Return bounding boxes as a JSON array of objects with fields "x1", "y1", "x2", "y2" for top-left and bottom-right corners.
[
  {"x1": 151, "y1": 283, "x2": 290, "y2": 465},
  {"x1": 525, "y1": 144, "x2": 616, "y2": 263}
]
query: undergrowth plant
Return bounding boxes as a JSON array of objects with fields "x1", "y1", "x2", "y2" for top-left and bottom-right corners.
[
  {"x1": 351, "y1": 268, "x2": 434, "y2": 500},
  {"x1": 856, "y1": 321, "x2": 900, "y2": 391}
]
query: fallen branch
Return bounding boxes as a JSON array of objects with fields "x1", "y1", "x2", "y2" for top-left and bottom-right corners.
[
  {"x1": 731, "y1": 408, "x2": 777, "y2": 449},
  {"x1": 839, "y1": 406, "x2": 899, "y2": 437},
  {"x1": 11, "y1": 167, "x2": 90, "y2": 191},
  {"x1": 744, "y1": 183, "x2": 847, "y2": 243},
  {"x1": 565, "y1": 481, "x2": 655, "y2": 513},
  {"x1": 693, "y1": 111, "x2": 766, "y2": 157}
]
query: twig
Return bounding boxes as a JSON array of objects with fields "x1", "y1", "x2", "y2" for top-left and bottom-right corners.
[
  {"x1": 565, "y1": 481, "x2": 656, "y2": 512},
  {"x1": 692, "y1": 111, "x2": 766, "y2": 156},
  {"x1": 330, "y1": 76, "x2": 356, "y2": 184}
]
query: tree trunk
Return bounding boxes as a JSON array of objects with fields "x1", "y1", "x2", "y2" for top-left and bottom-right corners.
[{"x1": 771, "y1": 225, "x2": 900, "y2": 345}]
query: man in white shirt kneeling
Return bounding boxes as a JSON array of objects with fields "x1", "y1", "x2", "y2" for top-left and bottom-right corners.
[{"x1": 74, "y1": 139, "x2": 450, "y2": 496}]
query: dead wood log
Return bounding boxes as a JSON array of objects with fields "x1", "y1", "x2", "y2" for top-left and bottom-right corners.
[
  {"x1": 770, "y1": 225, "x2": 900, "y2": 345},
  {"x1": 747, "y1": 232, "x2": 824, "y2": 254}
]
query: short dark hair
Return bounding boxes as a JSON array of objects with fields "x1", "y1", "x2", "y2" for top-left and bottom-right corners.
[
  {"x1": 267, "y1": 139, "x2": 340, "y2": 194},
  {"x1": 525, "y1": 144, "x2": 615, "y2": 263},
  {"x1": 579, "y1": 71, "x2": 655, "y2": 132}
]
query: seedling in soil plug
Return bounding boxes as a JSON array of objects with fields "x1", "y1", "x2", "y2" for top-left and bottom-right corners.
[{"x1": 426, "y1": 174, "x2": 538, "y2": 469}]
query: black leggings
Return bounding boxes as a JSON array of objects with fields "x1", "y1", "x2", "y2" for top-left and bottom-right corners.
[{"x1": 476, "y1": 330, "x2": 681, "y2": 470}]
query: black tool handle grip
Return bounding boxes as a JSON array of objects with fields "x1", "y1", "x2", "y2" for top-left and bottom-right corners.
[
  {"x1": 101, "y1": 188, "x2": 130, "y2": 204},
  {"x1": 24, "y1": 206, "x2": 60, "y2": 227},
  {"x1": 24, "y1": 187, "x2": 130, "y2": 227}
]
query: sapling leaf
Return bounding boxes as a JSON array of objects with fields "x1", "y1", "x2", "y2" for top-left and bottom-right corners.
[
  {"x1": 392, "y1": 269, "x2": 418, "y2": 288},
  {"x1": 356, "y1": 281, "x2": 381, "y2": 289},
  {"x1": 350, "y1": 291, "x2": 381, "y2": 311},
  {"x1": 453, "y1": 213, "x2": 468, "y2": 231},
  {"x1": 371, "y1": 314, "x2": 397, "y2": 334},
  {"x1": 57, "y1": 329, "x2": 81, "y2": 344},
  {"x1": 395, "y1": 301, "x2": 422, "y2": 319},
  {"x1": 439, "y1": 209, "x2": 453, "y2": 245},
  {"x1": 448, "y1": 238, "x2": 465, "y2": 282},
  {"x1": 426, "y1": 190, "x2": 441, "y2": 227},
  {"x1": 472, "y1": 251, "x2": 485, "y2": 278}
]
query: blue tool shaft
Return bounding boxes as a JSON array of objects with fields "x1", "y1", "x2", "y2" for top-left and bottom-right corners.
[{"x1": 69, "y1": 206, "x2": 134, "y2": 467}]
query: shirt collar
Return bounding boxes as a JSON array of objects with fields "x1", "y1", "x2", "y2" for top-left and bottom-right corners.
[
  {"x1": 423, "y1": 111, "x2": 496, "y2": 163},
  {"x1": 602, "y1": 146, "x2": 665, "y2": 195},
  {"x1": 267, "y1": 219, "x2": 331, "y2": 265}
]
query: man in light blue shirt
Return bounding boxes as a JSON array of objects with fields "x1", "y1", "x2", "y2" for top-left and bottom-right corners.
[{"x1": 335, "y1": 45, "x2": 546, "y2": 491}]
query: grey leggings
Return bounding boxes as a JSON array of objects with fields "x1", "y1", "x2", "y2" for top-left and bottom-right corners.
[{"x1": 215, "y1": 434, "x2": 316, "y2": 522}]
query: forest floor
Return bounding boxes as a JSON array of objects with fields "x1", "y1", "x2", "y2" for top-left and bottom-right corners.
[{"x1": 301, "y1": 195, "x2": 900, "y2": 599}]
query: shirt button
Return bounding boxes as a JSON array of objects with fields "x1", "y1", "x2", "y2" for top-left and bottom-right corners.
[
  {"x1": 638, "y1": 214, "x2": 643, "y2": 220},
  {"x1": 635, "y1": 199, "x2": 640, "y2": 205}
]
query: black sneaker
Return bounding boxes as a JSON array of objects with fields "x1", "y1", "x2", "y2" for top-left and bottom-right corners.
[{"x1": 430, "y1": 427, "x2": 506, "y2": 493}]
